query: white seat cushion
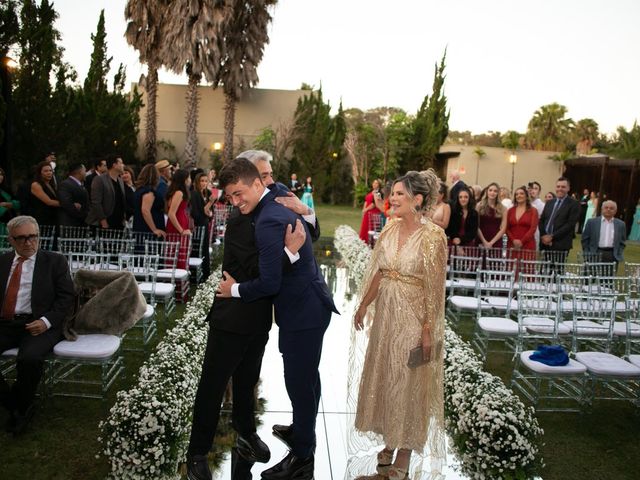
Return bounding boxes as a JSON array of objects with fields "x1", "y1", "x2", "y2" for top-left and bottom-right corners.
[
  {"x1": 523, "y1": 316, "x2": 570, "y2": 335},
  {"x1": 142, "y1": 304, "x2": 155, "y2": 319},
  {"x1": 445, "y1": 279, "x2": 452, "y2": 288},
  {"x1": 453, "y1": 278, "x2": 476, "y2": 289},
  {"x1": 628, "y1": 355, "x2": 640, "y2": 368},
  {"x1": 449, "y1": 296, "x2": 491, "y2": 311},
  {"x1": 575, "y1": 352, "x2": 640, "y2": 377},
  {"x1": 1, "y1": 348, "x2": 18, "y2": 357},
  {"x1": 139, "y1": 282, "x2": 175, "y2": 297},
  {"x1": 189, "y1": 257, "x2": 203, "y2": 267},
  {"x1": 484, "y1": 297, "x2": 518, "y2": 311},
  {"x1": 158, "y1": 268, "x2": 189, "y2": 281},
  {"x1": 561, "y1": 320, "x2": 609, "y2": 335},
  {"x1": 53, "y1": 334, "x2": 121, "y2": 359},
  {"x1": 612, "y1": 321, "x2": 640, "y2": 337},
  {"x1": 520, "y1": 350, "x2": 587, "y2": 375},
  {"x1": 478, "y1": 316, "x2": 519, "y2": 334}
]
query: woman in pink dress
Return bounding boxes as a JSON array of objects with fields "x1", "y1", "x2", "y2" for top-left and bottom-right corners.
[
  {"x1": 359, "y1": 179, "x2": 383, "y2": 242},
  {"x1": 166, "y1": 169, "x2": 192, "y2": 270},
  {"x1": 506, "y1": 186, "x2": 539, "y2": 267}
]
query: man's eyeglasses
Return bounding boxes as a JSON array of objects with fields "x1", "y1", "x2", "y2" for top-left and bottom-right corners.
[{"x1": 12, "y1": 234, "x2": 39, "y2": 244}]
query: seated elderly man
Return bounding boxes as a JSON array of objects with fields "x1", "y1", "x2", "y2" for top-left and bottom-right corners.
[{"x1": 0, "y1": 216, "x2": 75, "y2": 435}]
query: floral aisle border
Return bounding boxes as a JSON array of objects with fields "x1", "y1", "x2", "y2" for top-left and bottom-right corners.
[
  {"x1": 334, "y1": 225, "x2": 544, "y2": 480},
  {"x1": 99, "y1": 268, "x2": 221, "y2": 480}
]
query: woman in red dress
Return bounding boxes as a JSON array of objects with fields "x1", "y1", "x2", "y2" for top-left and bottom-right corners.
[
  {"x1": 507, "y1": 186, "x2": 539, "y2": 267},
  {"x1": 166, "y1": 169, "x2": 192, "y2": 270},
  {"x1": 359, "y1": 179, "x2": 383, "y2": 242}
]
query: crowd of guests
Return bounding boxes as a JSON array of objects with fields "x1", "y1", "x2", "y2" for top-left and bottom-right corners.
[{"x1": 358, "y1": 170, "x2": 632, "y2": 266}]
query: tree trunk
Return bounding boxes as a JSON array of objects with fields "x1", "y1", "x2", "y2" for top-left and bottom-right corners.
[
  {"x1": 624, "y1": 158, "x2": 639, "y2": 228},
  {"x1": 223, "y1": 92, "x2": 236, "y2": 163},
  {"x1": 184, "y1": 73, "x2": 201, "y2": 167},
  {"x1": 144, "y1": 63, "x2": 159, "y2": 163}
]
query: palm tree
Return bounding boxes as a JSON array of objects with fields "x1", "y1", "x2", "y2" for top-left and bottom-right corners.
[
  {"x1": 473, "y1": 147, "x2": 486, "y2": 184},
  {"x1": 526, "y1": 102, "x2": 575, "y2": 152},
  {"x1": 160, "y1": 1, "x2": 231, "y2": 166},
  {"x1": 125, "y1": 0, "x2": 168, "y2": 163},
  {"x1": 575, "y1": 118, "x2": 599, "y2": 155},
  {"x1": 213, "y1": 0, "x2": 276, "y2": 162},
  {"x1": 608, "y1": 122, "x2": 640, "y2": 225}
]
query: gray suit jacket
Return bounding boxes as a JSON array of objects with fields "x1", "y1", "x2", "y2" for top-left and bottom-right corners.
[
  {"x1": 85, "y1": 173, "x2": 126, "y2": 226},
  {"x1": 581, "y1": 216, "x2": 626, "y2": 262}
]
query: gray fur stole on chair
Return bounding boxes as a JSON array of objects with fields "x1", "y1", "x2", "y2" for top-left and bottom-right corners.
[{"x1": 64, "y1": 269, "x2": 147, "y2": 340}]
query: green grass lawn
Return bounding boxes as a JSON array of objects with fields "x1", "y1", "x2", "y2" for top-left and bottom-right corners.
[{"x1": 0, "y1": 206, "x2": 638, "y2": 480}]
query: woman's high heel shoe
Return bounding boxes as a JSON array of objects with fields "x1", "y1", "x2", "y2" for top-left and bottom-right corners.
[
  {"x1": 376, "y1": 448, "x2": 394, "y2": 475},
  {"x1": 388, "y1": 466, "x2": 409, "y2": 480}
]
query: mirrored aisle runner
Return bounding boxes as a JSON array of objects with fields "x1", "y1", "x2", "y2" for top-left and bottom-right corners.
[{"x1": 214, "y1": 265, "x2": 468, "y2": 480}]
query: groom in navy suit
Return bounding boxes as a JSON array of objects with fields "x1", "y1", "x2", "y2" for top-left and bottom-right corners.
[{"x1": 217, "y1": 158, "x2": 337, "y2": 480}]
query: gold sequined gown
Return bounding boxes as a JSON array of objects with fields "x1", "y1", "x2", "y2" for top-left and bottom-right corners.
[{"x1": 354, "y1": 219, "x2": 447, "y2": 455}]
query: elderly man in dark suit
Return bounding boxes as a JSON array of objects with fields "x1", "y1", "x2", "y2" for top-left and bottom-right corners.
[
  {"x1": 538, "y1": 176, "x2": 581, "y2": 266},
  {"x1": 217, "y1": 159, "x2": 338, "y2": 480},
  {"x1": 0, "y1": 216, "x2": 75, "y2": 435},
  {"x1": 448, "y1": 170, "x2": 467, "y2": 204},
  {"x1": 85, "y1": 154, "x2": 127, "y2": 230},
  {"x1": 58, "y1": 163, "x2": 89, "y2": 227},
  {"x1": 581, "y1": 200, "x2": 626, "y2": 268}
]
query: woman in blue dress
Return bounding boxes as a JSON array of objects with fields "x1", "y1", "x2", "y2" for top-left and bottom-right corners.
[
  {"x1": 301, "y1": 176, "x2": 314, "y2": 210},
  {"x1": 582, "y1": 191, "x2": 597, "y2": 231},
  {"x1": 630, "y1": 198, "x2": 640, "y2": 241}
]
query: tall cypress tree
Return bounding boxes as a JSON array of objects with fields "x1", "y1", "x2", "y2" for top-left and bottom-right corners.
[
  {"x1": 401, "y1": 50, "x2": 449, "y2": 172},
  {"x1": 84, "y1": 10, "x2": 111, "y2": 94}
]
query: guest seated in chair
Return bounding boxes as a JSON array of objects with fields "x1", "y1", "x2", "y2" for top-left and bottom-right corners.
[{"x1": 0, "y1": 216, "x2": 75, "y2": 435}]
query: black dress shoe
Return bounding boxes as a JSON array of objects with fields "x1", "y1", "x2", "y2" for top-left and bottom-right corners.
[
  {"x1": 12, "y1": 404, "x2": 34, "y2": 437},
  {"x1": 272, "y1": 424, "x2": 293, "y2": 450},
  {"x1": 237, "y1": 432, "x2": 271, "y2": 463},
  {"x1": 261, "y1": 451, "x2": 313, "y2": 480},
  {"x1": 186, "y1": 454, "x2": 212, "y2": 480},
  {"x1": 231, "y1": 447, "x2": 255, "y2": 480}
]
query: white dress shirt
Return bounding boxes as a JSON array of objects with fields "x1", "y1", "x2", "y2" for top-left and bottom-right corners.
[
  {"x1": 5, "y1": 253, "x2": 51, "y2": 328},
  {"x1": 598, "y1": 217, "x2": 615, "y2": 248}
]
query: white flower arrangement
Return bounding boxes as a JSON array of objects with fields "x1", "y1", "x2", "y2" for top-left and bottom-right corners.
[
  {"x1": 334, "y1": 225, "x2": 544, "y2": 480},
  {"x1": 100, "y1": 268, "x2": 221, "y2": 480}
]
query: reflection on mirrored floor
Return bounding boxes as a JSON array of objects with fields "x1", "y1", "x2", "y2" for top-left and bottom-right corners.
[{"x1": 213, "y1": 265, "x2": 468, "y2": 479}]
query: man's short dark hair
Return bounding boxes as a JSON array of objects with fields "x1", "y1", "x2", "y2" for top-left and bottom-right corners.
[
  {"x1": 67, "y1": 163, "x2": 85, "y2": 176},
  {"x1": 106, "y1": 154, "x2": 122, "y2": 170},
  {"x1": 219, "y1": 157, "x2": 261, "y2": 190},
  {"x1": 557, "y1": 176, "x2": 570, "y2": 185},
  {"x1": 93, "y1": 157, "x2": 106, "y2": 169},
  {"x1": 528, "y1": 181, "x2": 541, "y2": 190}
]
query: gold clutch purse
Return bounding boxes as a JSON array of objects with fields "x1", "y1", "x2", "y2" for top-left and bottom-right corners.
[{"x1": 408, "y1": 341, "x2": 442, "y2": 369}]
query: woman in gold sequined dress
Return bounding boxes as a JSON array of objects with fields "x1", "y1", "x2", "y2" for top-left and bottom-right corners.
[{"x1": 353, "y1": 170, "x2": 447, "y2": 480}]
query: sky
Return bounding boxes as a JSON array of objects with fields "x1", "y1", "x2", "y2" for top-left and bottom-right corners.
[{"x1": 48, "y1": 0, "x2": 640, "y2": 135}]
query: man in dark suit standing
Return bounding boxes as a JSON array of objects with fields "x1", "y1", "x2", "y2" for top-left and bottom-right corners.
[
  {"x1": 84, "y1": 157, "x2": 107, "y2": 199},
  {"x1": 217, "y1": 159, "x2": 337, "y2": 480},
  {"x1": 448, "y1": 170, "x2": 466, "y2": 204},
  {"x1": 581, "y1": 200, "x2": 626, "y2": 268},
  {"x1": 539, "y1": 176, "x2": 581, "y2": 265},
  {"x1": 58, "y1": 163, "x2": 89, "y2": 227},
  {"x1": 289, "y1": 173, "x2": 302, "y2": 198},
  {"x1": 0, "y1": 216, "x2": 75, "y2": 435},
  {"x1": 85, "y1": 155, "x2": 127, "y2": 230}
]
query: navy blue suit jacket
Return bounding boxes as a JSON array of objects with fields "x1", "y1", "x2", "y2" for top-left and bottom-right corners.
[{"x1": 238, "y1": 188, "x2": 337, "y2": 331}]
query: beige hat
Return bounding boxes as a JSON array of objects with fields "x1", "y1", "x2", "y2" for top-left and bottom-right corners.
[{"x1": 155, "y1": 159, "x2": 171, "y2": 170}]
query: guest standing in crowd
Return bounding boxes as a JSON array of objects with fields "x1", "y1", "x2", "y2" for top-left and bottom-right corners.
[
  {"x1": 155, "y1": 159, "x2": 173, "y2": 211},
  {"x1": 0, "y1": 168, "x2": 20, "y2": 228},
  {"x1": 29, "y1": 161, "x2": 60, "y2": 228},
  {"x1": 476, "y1": 182, "x2": 506, "y2": 250},
  {"x1": 133, "y1": 164, "x2": 166, "y2": 238},
  {"x1": 630, "y1": 198, "x2": 640, "y2": 242},
  {"x1": 373, "y1": 181, "x2": 394, "y2": 225},
  {"x1": 122, "y1": 166, "x2": 136, "y2": 226},
  {"x1": 84, "y1": 157, "x2": 107, "y2": 199},
  {"x1": 507, "y1": 186, "x2": 539, "y2": 264},
  {"x1": 582, "y1": 191, "x2": 597, "y2": 231},
  {"x1": 446, "y1": 187, "x2": 478, "y2": 249},
  {"x1": 57, "y1": 163, "x2": 89, "y2": 227},
  {"x1": 359, "y1": 179, "x2": 383, "y2": 242},
  {"x1": 448, "y1": 170, "x2": 466, "y2": 203},
  {"x1": 166, "y1": 169, "x2": 192, "y2": 270},
  {"x1": 544, "y1": 192, "x2": 556, "y2": 202},
  {"x1": 527, "y1": 181, "x2": 545, "y2": 249},
  {"x1": 353, "y1": 170, "x2": 446, "y2": 480},
  {"x1": 539, "y1": 177, "x2": 580, "y2": 264},
  {"x1": 470, "y1": 184, "x2": 482, "y2": 203},
  {"x1": 581, "y1": 200, "x2": 626, "y2": 268},
  {"x1": 190, "y1": 172, "x2": 214, "y2": 279},
  {"x1": 428, "y1": 182, "x2": 451, "y2": 230},
  {"x1": 578, "y1": 188, "x2": 590, "y2": 234},
  {"x1": 85, "y1": 155, "x2": 127, "y2": 230},
  {"x1": 499, "y1": 187, "x2": 513, "y2": 209},
  {"x1": 301, "y1": 177, "x2": 314, "y2": 210},
  {"x1": 289, "y1": 173, "x2": 302, "y2": 197}
]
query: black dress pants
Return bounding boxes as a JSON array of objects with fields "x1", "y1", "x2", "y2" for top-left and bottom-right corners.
[
  {"x1": 0, "y1": 318, "x2": 62, "y2": 414},
  {"x1": 188, "y1": 325, "x2": 269, "y2": 456}
]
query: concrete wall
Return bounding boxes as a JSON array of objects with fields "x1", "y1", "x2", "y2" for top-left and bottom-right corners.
[
  {"x1": 440, "y1": 145, "x2": 564, "y2": 196},
  {"x1": 135, "y1": 82, "x2": 307, "y2": 168}
]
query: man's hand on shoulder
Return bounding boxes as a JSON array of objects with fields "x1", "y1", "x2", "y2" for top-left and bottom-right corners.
[
  {"x1": 285, "y1": 219, "x2": 306, "y2": 254},
  {"x1": 275, "y1": 191, "x2": 311, "y2": 216}
]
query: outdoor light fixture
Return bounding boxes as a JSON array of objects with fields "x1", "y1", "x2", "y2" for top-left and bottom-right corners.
[
  {"x1": 3, "y1": 57, "x2": 18, "y2": 69},
  {"x1": 509, "y1": 153, "x2": 517, "y2": 164},
  {"x1": 213, "y1": 142, "x2": 222, "y2": 151},
  {"x1": 509, "y1": 153, "x2": 518, "y2": 191}
]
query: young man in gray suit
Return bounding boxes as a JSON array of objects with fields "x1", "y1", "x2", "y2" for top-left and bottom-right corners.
[{"x1": 581, "y1": 200, "x2": 626, "y2": 268}]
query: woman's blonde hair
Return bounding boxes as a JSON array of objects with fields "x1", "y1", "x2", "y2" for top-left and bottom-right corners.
[
  {"x1": 393, "y1": 169, "x2": 441, "y2": 214},
  {"x1": 477, "y1": 182, "x2": 505, "y2": 218}
]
